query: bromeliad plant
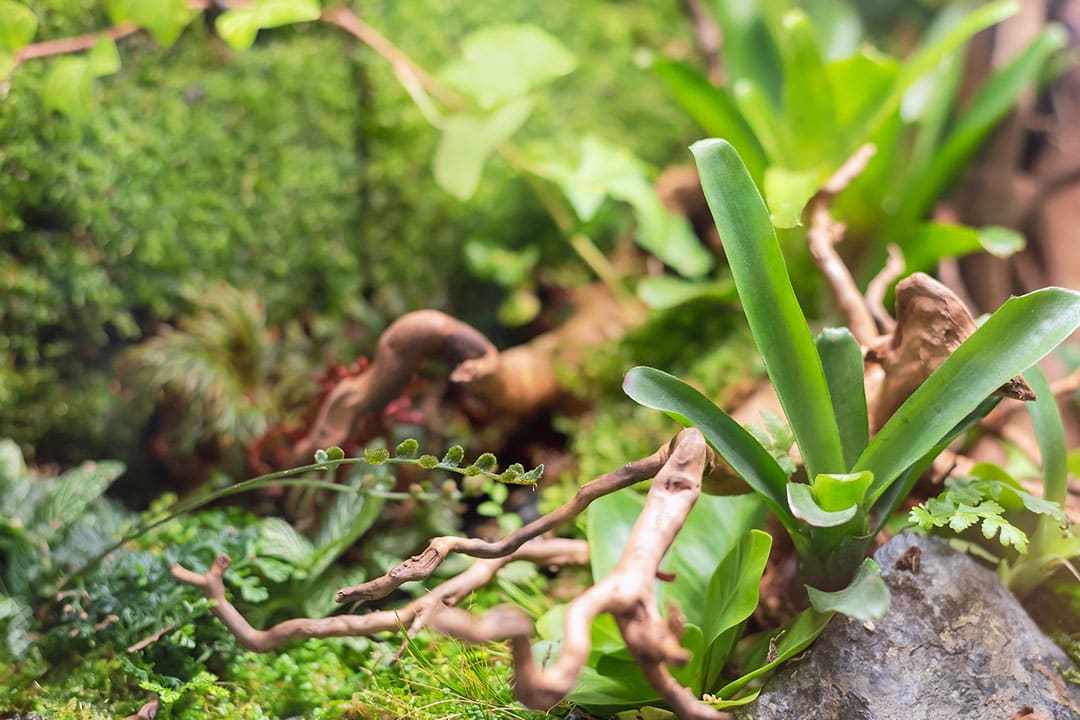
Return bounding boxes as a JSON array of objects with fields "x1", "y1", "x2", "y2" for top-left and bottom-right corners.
[{"x1": 624, "y1": 139, "x2": 1080, "y2": 617}]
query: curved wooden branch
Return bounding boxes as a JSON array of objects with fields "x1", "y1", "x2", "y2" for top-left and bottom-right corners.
[
  {"x1": 334, "y1": 433, "x2": 697, "y2": 604},
  {"x1": 284, "y1": 310, "x2": 498, "y2": 466},
  {"x1": 805, "y1": 144, "x2": 879, "y2": 346},
  {"x1": 425, "y1": 428, "x2": 730, "y2": 717},
  {"x1": 171, "y1": 537, "x2": 587, "y2": 653}
]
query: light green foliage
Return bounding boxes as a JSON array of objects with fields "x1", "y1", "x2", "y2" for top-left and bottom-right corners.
[
  {"x1": 215, "y1": 0, "x2": 321, "y2": 51},
  {"x1": 435, "y1": 97, "x2": 536, "y2": 201},
  {"x1": 105, "y1": 0, "x2": 198, "y2": 46}
]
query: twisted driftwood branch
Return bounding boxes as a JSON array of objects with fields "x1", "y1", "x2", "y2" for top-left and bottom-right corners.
[
  {"x1": 423, "y1": 428, "x2": 732, "y2": 719},
  {"x1": 335, "y1": 433, "x2": 694, "y2": 604},
  {"x1": 171, "y1": 537, "x2": 587, "y2": 653}
]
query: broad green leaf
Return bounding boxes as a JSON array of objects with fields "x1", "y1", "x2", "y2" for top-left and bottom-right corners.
[
  {"x1": 779, "y1": 10, "x2": 838, "y2": 168},
  {"x1": 463, "y1": 241, "x2": 539, "y2": 287},
  {"x1": 43, "y1": 57, "x2": 93, "y2": 121},
  {"x1": 659, "y1": 494, "x2": 765, "y2": 626},
  {"x1": 826, "y1": 50, "x2": 898, "y2": 133},
  {"x1": 533, "y1": 136, "x2": 712, "y2": 277},
  {"x1": 258, "y1": 517, "x2": 314, "y2": 566},
  {"x1": 894, "y1": 24, "x2": 1066, "y2": 230},
  {"x1": 433, "y1": 97, "x2": 534, "y2": 201},
  {"x1": 497, "y1": 287, "x2": 541, "y2": 326},
  {"x1": 858, "y1": 287, "x2": 1080, "y2": 498},
  {"x1": 805, "y1": 557, "x2": 889, "y2": 620},
  {"x1": 587, "y1": 489, "x2": 644, "y2": 583},
  {"x1": 0, "y1": 0, "x2": 36, "y2": 52},
  {"x1": 854, "y1": 0, "x2": 1017, "y2": 146},
  {"x1": 308, "y1": 476, "x2": 385, "y2": 578},
  {"x1": 787, "y1": 482, "x2": 857, "y2": 528},
  {"x1": 712, "y1": 0, "x2": 784, "y2": 106},
  {"x1": 623, "y1": 366, "x2": 794, "y2": 530},
  {"x1": 816, "y1": 328, "x2": 868, "y2": 469},
  {"x1": 813, "y1": 471, "x2": 873, "y2": 513},
  {"x1": 35, "y1": 460, "x2": 124, "y2": 540},
  {"x1": 903, "y1": 3, "x2": 972, "y2": 173},
  {"x1": 652, "y1": 58, "x2": 765, "y2": 184},
  {"x1": 588, "y1": 487, "x2": 764, "y2": 627},
  {"x1": 700, "y1": 530, "x2": 772, "y2": 689},
  {"x1": 105, "y1": 0, "x2": 197, "y2": 46},
  {"x1": 716, "y1": 607, "x2": 833, "y2": 699},
  {"x1": 1026, "y1": 365, "x2": 1067, "y2": 506},
  {"x1": 0, "y1": 438, "x2": 24, "y2": 487},
  {"x1": 440, "y1": 24, "x2": 577, "y2": 109},
  {"x1": 803, "y1": 0, "x2": 862, "y2": 60},
  {"x1": 215, "y1": 0, "x2": 321, "y2": 51},
  {"x1": 0, "y1": 51, "x2": 14, "y2": 81},
  {"x1": 903, "y1": 223, "x2": 1025, "y2": 274},
  {"x1": 691, "y1": 138, "x2": 845, "y2": 480},
  {"x1": 636, "y1": 276, "x2": 736, "y2": 310},
  {"x1": 733, "y1": 80, "x2": 790, "y2": 164},
  {"x1": 87, "y1": 36, "x2": 121, "y2": 77},
  {"x1": 568, "y1": 655, "x2": 662, "y2": 713},
  {"x1": 764, "y1": 165, "x2": 825, "y2": 229}
]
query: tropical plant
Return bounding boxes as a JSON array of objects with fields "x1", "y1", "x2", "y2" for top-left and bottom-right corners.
[
  {"x1": 624, "y1": 139, "x2": 1080, "y2": 618},
  {"x1": 655, "y1": 0, "x2": 1066, "y2": 284}
]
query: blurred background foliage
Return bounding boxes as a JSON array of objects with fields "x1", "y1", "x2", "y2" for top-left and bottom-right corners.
[{"x1": 0, "y1": 0, "x2": 695, "y2": 471}]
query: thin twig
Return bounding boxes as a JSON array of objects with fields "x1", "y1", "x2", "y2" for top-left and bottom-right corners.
[
  {"x1": 172, "y1": 537, "x2": 587, "y2": 653},
  {"x1": 334, "y1": 437, "x2": 686, "y2": 604},
  {"x1": 805, "y1": 144, "x2": 879, "y2": 345},
  {"x1": 14, "y1": 23, "x2": 140, "y2": 64},
  {"x1": 865, "y1": 244, "x2": 905, "y2": 335}
]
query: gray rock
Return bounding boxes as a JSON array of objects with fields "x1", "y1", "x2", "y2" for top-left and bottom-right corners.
[{"x1": 738, "y1": 533, "x2": 1080, "y2": 720}]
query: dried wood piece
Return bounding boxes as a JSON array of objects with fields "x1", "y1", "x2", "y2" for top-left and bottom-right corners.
[{"x1": 866, "y1": 272, "x2": 1034, "y2": 432}]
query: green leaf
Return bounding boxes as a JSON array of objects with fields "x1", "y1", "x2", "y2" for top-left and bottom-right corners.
[
  {"x1": 787, "y1": 482, "x2": 857, "y2": 528},
  {"x1": 855, "y1": 0, "x2": 1018, "y2": 144},
  {"x1": 532, "y1": 136, "x2": 712, "y2": 277},
  {"x1": 778, "y1": 10, "x2": 837, "y2": 168},
  {"x1": 623, "y1": 366, "x2": 795, "y2": 530},
  {"x1": 691, "y1": 138, "x2": 845, "y2": 480},
  {"x1": 1026, "y1": 364, "x2": 1067, "y2": 507},
  {"x1": 763, "y1": 165, "x2": 825, "y2": 228},
  {"x1": 903, "y1": 223, "x2": 1026, "y2": 274},
  {"x1": 858, "y1": 287, "x2": 1080, "y2": 500},
  {"x1": 812, "y1": 471, "x2": 873, "y2": 513},
  {"x1": 258, "y1": 517, "x2": 314, "y2": 566},
  {"x1": 827, "y1": 50, "x2": 899, "y2": 135},
  {"x1": 434, "y1": 97, "x2": 534, "y2": 201},
  {"x1": 733, "y1": 80, "x2": 791, "y2": 164},
  {"x1": 803, "y1": 0, "x2": 863, "y2": 60},
  {"x1": 87, "y1": 35, "x2": 121, "y2": 76},
  {"x1": 394, "y1": 438, "x2": 419, "y2": 458},
  {"x1": 712, "y1": 0, "x2": 784, "y2": 106},
  {"x1": 0, "y1": 438, "x2": 25, "y2": 487},
  {"x1": 586, "y1": 490, "x2": 645, "y2": 584},
  {"x1": 215, "y1": 0, "x2": 321, "y2": 51},
  {"x1": 652, "y1": 58, "x2": 765, "y2": 184},
  {"x1": 309, "y1": 477, "x2": 384, "y2": 577},
  {"x1": 700, "y1": 530, "x2": 772, "y2": 689},
  {"x1": 43, "y1": 57, "x2": 94, "y2": 120},
  {"x1": 816, "y1": 328, "x2": 868, "y2": 470},
  {"x1": 0, "y1": 0, "x2": 37, "y2": 52},
  {"x1": 34, "y1": 460, "x2": 124, "y2": 540},
  {"x1": 105, "y1": 0, "x2": 197, "y2": 46},
  {"x1": 893, "y1": 24, "x2": 1066, "y2": 230},
  {"x1": 636, "y1": 276, "x2": 736, "y2": 310},
  {"x1": 0, "y1": 51, "x2": 14, "y2": 81},
  {"x1": 440, "y1": 24, "x2": 577, "y2": 109},
  {"x1": 716, "y1": 606, "x2": 833, "y2": 699},
  {"x1": 805, "y1": 557, "x2": 889, "y2": 620}
]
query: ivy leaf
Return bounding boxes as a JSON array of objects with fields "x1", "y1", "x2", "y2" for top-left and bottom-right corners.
[
  {"x1": 0, "y1": 0, "x2": 37, "y2": 52},
  {"x1": 87, "y1": 36, "x2": 121, "y2": 77},
  {"x1": 806, "y1": 558, "x2": 890, "y2": 621},
  {"x1": 105, "y1": 0, "x2": 198, "y2": 47},
  {"x1": 440, "y1": 24, "x2": 577, "y2": 109},
  {"x1": 215, "y1": 0, "x2": 322, "y2": 51},
  {"x1": 433, "y1": 97, "x2": 534, "y2": 201},
  {"x1": 43, "y1": 58, "x2": 94, "y2": 120}
]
